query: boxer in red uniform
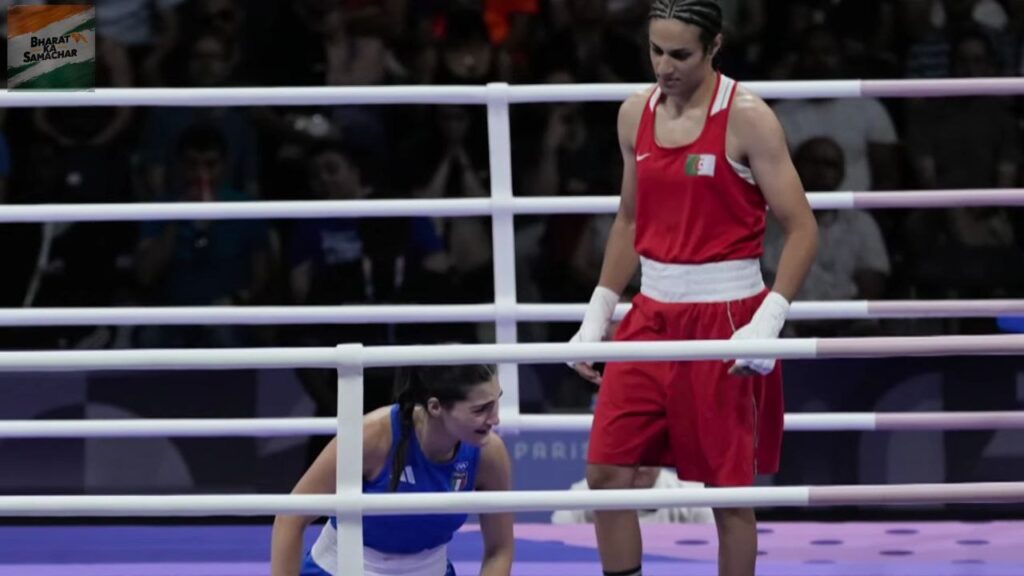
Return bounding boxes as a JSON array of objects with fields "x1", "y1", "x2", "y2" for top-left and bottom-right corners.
[{"x1": 569, "y1": 2, "x2": 819, "y2": 576}]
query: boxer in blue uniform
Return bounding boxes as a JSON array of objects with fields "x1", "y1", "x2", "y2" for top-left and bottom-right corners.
[{"x1": 271, "y1": 363, "x2": 514, "y2": 576}]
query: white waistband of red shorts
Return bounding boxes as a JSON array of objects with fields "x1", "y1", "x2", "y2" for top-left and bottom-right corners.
[{"x1": 640, "y1": 257, "x2": 765, "y2": 303}]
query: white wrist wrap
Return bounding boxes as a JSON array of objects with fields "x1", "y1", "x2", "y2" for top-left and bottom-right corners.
[
  {"x1": 729, "y1": 291, "x2": 790, "y2": 375},
  {"x1": 567, "y1": 286, "x2": 620, "y2": 368},
  {"x1": 575, "y1": 286, "x2": 619, "y2": 343}
]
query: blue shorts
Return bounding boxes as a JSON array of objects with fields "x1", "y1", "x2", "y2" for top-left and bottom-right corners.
[{"x1": 300, "y1": 553, "x2": 456, "y2": 576}]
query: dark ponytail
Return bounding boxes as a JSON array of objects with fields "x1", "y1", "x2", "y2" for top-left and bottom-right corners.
[
  {"x1": 387, "y1": 363, "x2": 497, "y2": 492},
  {"x1": 388, "y1": 367, "x2": 419, "y2": 492}
]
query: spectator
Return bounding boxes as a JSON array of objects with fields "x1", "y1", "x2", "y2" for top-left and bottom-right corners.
[
  {"x1": 139, "y1": 30, "x2": 259, "y2": 201},
  {"x1": 906, "y1": 29, "x2": 1019, "y2": 191},
  {"x1": 772, "y1": 26, "x2": 901, "y2": 192},
  {"x1": 762, "y1": 137, "x2": 890, "y2": 336},
  {"x1": 93, "y1": 0, "x2": 187, "y2": 86},
  {"x1": 286, "y1": 140, "x2": 451, "y2": 462},
  {"x1": 134, "y1": 124, "x2": 273, "y2": 347},
  {"x1": 400, "y1": 105, "x2": 494, "y2": 314}
]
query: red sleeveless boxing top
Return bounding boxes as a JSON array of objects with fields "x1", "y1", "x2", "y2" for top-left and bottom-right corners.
[{"x1": 633, "y1": 74, "x2": 768, "y2": 264}]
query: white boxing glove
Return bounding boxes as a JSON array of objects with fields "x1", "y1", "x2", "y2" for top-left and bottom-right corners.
[
  {"x1": 567, "y1": 286, "x2": 620, "y2": 368},
  {"x1": 728, "y1": 291, "x2": 790, "y2": 375}
]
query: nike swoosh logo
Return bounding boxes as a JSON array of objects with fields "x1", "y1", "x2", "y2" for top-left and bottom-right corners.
[{"x1": 636, "y1": 153, "x2": 651, "y2": 162}]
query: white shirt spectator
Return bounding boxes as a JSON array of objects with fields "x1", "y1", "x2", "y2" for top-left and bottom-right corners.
[
  {"x1": 773, "y1": 98, "x2": 898, "y2": 192},
  {"x1": 762, "y1": 210, "x2": 890, "y2": 301}
]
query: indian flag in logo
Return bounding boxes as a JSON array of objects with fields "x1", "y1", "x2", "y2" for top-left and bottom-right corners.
[
  {"x1": 685, "y1": 154, "x2": 716, "y2": 177},
  {"x1": 7, "y1": 5, "x2": 95, "y2": 90}
]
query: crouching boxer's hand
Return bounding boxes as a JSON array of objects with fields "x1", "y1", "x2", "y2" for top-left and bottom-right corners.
[
  {"x1": 727, "y1": 292, "x2": 789, "y2": 377},
  {"x1": 568, "y1": 286, "x2": 619, "y2": 385}
]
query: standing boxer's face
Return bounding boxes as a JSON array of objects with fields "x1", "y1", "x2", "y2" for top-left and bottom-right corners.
[{"x1": 648, "y1": 18, "x2": 719, "y2": 97}]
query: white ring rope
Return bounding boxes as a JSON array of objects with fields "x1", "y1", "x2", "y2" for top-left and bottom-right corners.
[
  {"x1": 0, "y1": 78, "x2": 1022, "y2": 108},
  {"x1": 0, "y1": 482, "x2": 1022, "y2": 517},
  {"x1": 0, "y1": 299, "x2": 1021, "y2": 327},
  {"x1": 513, "y1": 412, "x2": 1024, "y2": 433},
  {"x1": 0, "y1": 335, "x2": 1022, "y2": 371},
  {"x1": 1, "y1": 411, "x2": 1021, "y2": 439},
  {"x1": 2, "y1": 189, "x2": 1024, "y2": 223}
]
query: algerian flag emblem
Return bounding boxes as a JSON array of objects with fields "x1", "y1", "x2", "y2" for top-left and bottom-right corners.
[{"x1": 685, "y1": 154, "x2": 716, "y2": 177}]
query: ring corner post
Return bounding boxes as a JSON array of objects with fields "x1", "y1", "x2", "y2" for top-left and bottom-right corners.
[
  {"x1": 485, "y1": 81, "x2": 522, "y2": 427},
  {"x1": 334, "y1": 343, "x2": 365, "y2": 575}
]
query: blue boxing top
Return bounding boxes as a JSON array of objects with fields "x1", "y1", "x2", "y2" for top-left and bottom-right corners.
[{"x1": 330, "y1": 404, "x2": 481, "y2": 555}]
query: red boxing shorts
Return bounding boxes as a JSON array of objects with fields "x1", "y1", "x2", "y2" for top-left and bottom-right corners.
[{"x1": 587, "y1": 289, "x2": 783, "y2": 487}]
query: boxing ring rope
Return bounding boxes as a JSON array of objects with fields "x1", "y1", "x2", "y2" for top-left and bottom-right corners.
[
  {"x1": 0, "y1": 481, "x2": 1023, "y2": 517},
  {"x1": 1, "y1": 335, "x2": 1024, "y2": 372},
  {"x1": 0, "y1": 77, "x2": 1021, "y2": 108},
  {"x1": 2, "y1": 411, "x2": 1023, "y2": 439},
  {"x1": 1, "y1": 189, "x2": 1023, "y2": 223},
  {"x1": 0, "y1": 299, "x2": 1022, "y2": 326},
  {"x1": 0, "y1": 333, "x2": 1021, "y2": 416},
  {"x1": 2, "y1": 77, "x2": 1024, "y2": 573}
]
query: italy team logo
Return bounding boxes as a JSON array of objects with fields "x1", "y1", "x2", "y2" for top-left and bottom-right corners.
[
  {"x1": 7, "y1": 4, "x2": 95, "y2": 90},
  {"x1": 451, "y1": 462, "x2": 468, "y2": 491}
]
